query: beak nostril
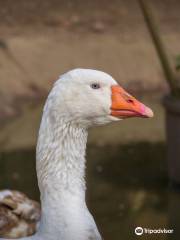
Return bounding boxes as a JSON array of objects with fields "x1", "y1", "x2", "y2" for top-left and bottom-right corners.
[
  {"x1": 121, "y1": 93, "x2": 135, "y2": 104},
  {"x1": 126, "y1": 99, "x2": 134, "y2": 104}
]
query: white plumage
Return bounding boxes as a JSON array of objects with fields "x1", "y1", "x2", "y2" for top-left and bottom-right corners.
[{"x1": 0, "y1": 69, "x2": 153, "y2": 240}]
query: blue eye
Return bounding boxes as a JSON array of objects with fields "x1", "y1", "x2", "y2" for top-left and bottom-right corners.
[{"x1": 91, "y1": 83, "x2": 100, "y2": 89}]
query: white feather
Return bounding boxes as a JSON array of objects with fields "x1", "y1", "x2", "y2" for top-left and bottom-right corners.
[{"x1": 0, "y1": 69, "x2": 120, "y2": 240}]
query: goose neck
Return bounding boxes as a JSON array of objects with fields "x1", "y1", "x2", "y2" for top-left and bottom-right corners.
[{"x1": 36, "y1": 117, "x2": 88, "y2": 195}]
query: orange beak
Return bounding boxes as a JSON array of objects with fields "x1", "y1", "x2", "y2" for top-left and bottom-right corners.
[{"x1": 111, "y1": 85, "x2": 153, "y2": 118}]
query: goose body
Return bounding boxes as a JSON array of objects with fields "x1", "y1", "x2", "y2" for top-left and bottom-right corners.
[
  {"x1": 0, "y1": 190, "x2": 40, "y2": 238},
  {"x1": 0, "y1": 69, "x2": 153, "y2": 240}
]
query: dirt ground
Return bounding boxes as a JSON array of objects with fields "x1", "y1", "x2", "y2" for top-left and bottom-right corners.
[{"x1": 0, "y1": 0, "x2": 180, "y2": 122}]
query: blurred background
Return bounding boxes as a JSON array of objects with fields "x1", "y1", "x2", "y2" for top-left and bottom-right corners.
[{"x1": 0, "y1": 0, "x2": 180, "y2": 239}]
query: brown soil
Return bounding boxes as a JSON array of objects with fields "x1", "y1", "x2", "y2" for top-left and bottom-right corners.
[{"x1": 0, "y1": 0, "x2": 180, "y2": 122}]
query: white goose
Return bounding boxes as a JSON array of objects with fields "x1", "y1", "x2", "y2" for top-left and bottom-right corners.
[{"x1": 0, "y1": 69, "x2": 153, "y2": 240}]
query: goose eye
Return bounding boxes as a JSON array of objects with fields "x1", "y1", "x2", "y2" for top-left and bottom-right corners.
[{"x1": 91, "y1": 83, "x2": 100, "y2": 89}]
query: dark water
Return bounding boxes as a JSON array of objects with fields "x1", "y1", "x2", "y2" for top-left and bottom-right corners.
[{"x1": 0, "y1": 142, "x2": 180, "y2": 240}]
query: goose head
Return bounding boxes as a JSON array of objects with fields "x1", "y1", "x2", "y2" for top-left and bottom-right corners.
[
  {"x1": 45, "y1": 68, "x2": 153, "y2": 128},
  {"x1": 36, "y1": 69, "x2": 153, "y2": 239}
]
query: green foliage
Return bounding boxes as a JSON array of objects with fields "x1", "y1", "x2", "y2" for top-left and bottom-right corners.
[{"x1": 175, "y1": 55, "x2": 180, "y2": 71}]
